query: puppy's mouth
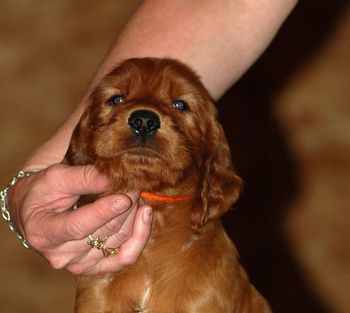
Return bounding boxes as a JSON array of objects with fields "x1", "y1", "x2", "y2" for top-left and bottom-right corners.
[{"x1": 122, "y1": 146, "x2": 163, "y2": 159}]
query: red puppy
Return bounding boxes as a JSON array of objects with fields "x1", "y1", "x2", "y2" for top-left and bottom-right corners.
[{"x1": 67, "y1": 58, "x2": 272, "y2": 313}]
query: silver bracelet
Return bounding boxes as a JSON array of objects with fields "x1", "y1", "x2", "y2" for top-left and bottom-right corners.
[{"x1": 1, "y1": 170, "x2": 35, "y2": 249}]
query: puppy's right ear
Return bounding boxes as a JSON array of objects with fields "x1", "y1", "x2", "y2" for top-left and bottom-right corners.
[{"x1": 65, "y1": 108, "x2": 94, "y2": 166}]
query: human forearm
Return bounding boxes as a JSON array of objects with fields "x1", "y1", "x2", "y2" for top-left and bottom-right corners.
[{"x1": 92, "y1": 0, "x2": 298, "y2": 99}]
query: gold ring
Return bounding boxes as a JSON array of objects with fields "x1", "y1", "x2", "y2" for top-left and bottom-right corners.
[{"x1": 87, "y1": 234, "x2": 120, "y2": 258}]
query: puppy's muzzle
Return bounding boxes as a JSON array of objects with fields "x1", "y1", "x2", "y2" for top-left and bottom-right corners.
[{"x1": 128, "y1": 110, "x2": 161, "y2": 138}]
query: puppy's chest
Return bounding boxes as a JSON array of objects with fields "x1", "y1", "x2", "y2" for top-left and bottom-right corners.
[
  {"x1": 106, "y1": 227, "x2": 234, "y2": 313},
  {"x1": 106, "y1": 216, "x2": 202, "y2": 310},
  {"x1": 108, "y1": 243, "x2": 197, "y2": 313}
]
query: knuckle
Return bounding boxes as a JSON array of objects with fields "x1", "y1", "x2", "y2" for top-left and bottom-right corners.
[
  {"x1": 37, "y1": 165, "x2": 65, "y2": 189},
  {"x1": 62, "y1": 219, "x2": 85, "y2": 240},
  {"x1": 26, "y1": 233, "x2": 48, "y2": 251},
  {"x1": 115, "y1": 227, "x2": 133, "y2": 243},
  {"x1": 44, "y1": 164, "x2": 64, "y2": 181},
  {"x1": 47, "y1": 255, "x2": 69, "y2": 270},
  {"x1": 103, "y1": 221, "x2": 118, "y2": 234},
  {"x1": 104, "y1": 216, "x2": 129, "y2": 235},
  {"x1": 81, "y1": 165, "x2": 97, "y2": 185},
  {"x1": 67, "y1": 264, "x2": 86, "y2": 275},
  {"x1": 119, "y1": 253, "x2": 138, "y2": 266}
]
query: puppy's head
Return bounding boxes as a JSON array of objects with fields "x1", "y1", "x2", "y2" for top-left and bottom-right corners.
[{"x1": 67, "y1": 58, "x2": 241, "y2": 229}]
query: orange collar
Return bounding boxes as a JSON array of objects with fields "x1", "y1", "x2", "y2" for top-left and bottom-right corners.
[{"x1": 140, "y1": 191, "x2": 194, "y2": 203}]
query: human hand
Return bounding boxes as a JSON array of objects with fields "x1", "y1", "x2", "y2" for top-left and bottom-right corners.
[{"x1": 7, "y1": 164, "x2": 152, "y2": 275}]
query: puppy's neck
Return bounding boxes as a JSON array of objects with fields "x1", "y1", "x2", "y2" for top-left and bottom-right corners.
[
  {"x1": 140, "y1": 191, "x2": 194, "y2": 203},
  {"x1": 139, "y1": 175, "x2": 197, "y2": 207},
  {"x1": 110, "y1": 172, "x2": 200, "y2": 234},
  {"x1": 139, "y1": 186, "x2": 195, "y2": 214},
  {"x1": 142, "y1": 195, "x2": 195, "y2": 242},
  {"x1": 138, "y1": 177, "x2": 198, "y2": 236}
]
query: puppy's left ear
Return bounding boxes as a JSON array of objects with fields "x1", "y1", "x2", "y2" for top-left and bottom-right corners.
[{"x1": 192, "y1": 112, "x2": 242, "y2": 232}]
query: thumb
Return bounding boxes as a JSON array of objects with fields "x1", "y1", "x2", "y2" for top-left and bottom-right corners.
[{"x1": 48, "y1": 164, "x2": 110, "y2": 195}]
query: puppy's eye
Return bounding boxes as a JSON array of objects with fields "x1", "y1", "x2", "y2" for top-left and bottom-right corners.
[
  {"x1": 107, "y1": 95, "x2": 126, "y2": 105},
  {"x1": 172, "y1": 100, "x2": 188, "y2": 111}
]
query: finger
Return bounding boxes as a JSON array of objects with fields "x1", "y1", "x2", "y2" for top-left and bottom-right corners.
[
  {"x1": 54, "y1": 209, "x2": 138, "y2": 275},
  {"x1": 61, "y1": 205, "x2": 152, "y2": 275},
  {"x1": 118, "y1": 205, "x2": 152, "y2": 259},
  {"x1": 42, "y1": 193, "x2": 134, "y2": 245},
  {"x1": 59, "y1": 195, "x2": 140, "y2": 272},
  {"x1": 46, "y1": 164, "x2": 110, "y2": 195},
  {"x1": 95, "y1": 205, "x2": 152, "y2": 274},
  {"x1": 35, "y1": 200, "x2": 135, "y2": 272},
  {"x1": 36, "y1": 192, "x2": 142, "y2": 273},
  {"x1": 102, "y1": 195, "x2": 139, "y2": 244}
]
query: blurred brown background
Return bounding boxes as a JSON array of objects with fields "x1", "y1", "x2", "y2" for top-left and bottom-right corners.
[{"x1": 0, "y1": 1, "x2": 349, "y2": 313}]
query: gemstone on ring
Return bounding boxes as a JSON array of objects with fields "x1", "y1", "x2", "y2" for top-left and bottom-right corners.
[{"x1": 87, "y1": 234, "x2": 119, "y2": 257}]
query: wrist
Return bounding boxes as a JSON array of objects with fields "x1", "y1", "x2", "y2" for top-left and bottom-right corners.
[{"x1": 1, "y1": 170, "x2": 35, "y2": 249}]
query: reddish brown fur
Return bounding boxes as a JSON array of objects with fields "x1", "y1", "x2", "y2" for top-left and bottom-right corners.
[{"x1": 66, "y1": 58, "x2": 272, "y2": 312}]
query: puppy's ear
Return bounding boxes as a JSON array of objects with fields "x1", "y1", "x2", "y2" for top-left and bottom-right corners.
[
  {"x1": 65, "y1": 107, "x2": 94, "y2": 166},
  {"x1": 192, "y1": 110, "x2": 242, "y2": 232}
]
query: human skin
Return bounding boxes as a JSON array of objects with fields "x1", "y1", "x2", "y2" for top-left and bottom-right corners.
[{"x1": 7, "y1": 0, "x2": 298, "y2": 275}]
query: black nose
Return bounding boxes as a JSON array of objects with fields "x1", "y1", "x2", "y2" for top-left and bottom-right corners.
[{"x1": 128, "y1": 110, "x2": 161, "y2": 138}]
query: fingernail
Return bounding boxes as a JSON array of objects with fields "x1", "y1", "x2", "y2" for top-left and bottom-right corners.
[{"x1": 143, "y1": 206, "x2": 152, "y2": 224}]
